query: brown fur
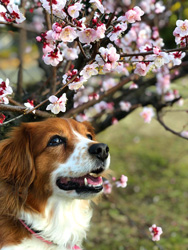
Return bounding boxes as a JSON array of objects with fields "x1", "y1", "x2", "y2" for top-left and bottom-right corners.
[{"x1": 0, "y1": 118, "x2": 96, "y2": 247}]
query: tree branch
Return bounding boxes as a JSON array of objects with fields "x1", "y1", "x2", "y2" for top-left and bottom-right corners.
[
  {"x1": 0, "y1": 104, "x2": 54, "y2": 118},
  {"x1": 120, "y1": 46, "x2": 188, "y2": 58},
  {"x1": 156, "y1": 111, "x2": 188, "y2": 140},
  {"x1": 64, "y1": 74, "x2": 135, "y2": 118}
]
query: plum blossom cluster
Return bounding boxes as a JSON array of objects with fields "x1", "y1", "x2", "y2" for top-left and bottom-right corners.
[
  {"x1": 32, "y1": 0, "x2": 187, "y2": 118},
  {"x1": 103, "y1": 175, "x2": 128, "y2": 195},
  {"x1": 0, "y1": 78, "x2": 13, "y2": 124},
  {"x1": 0, "y1": 78, "x2": 13, "y2": 105},
  {"x1": 155, "y1": 65, "x2": 182, "y2": 104},
  {"x1": 133, "y1": 44, "x2": 186, "y2": 76},
  {"x1": 140, "y1": 0, "x2": 165, "y2": 15},
  {"x1": 0, "y1": 0, "x2": 26, "y2": 23},
  {"x1": 35, "y1": 1, "x2": 145, "y2": 95},
  {"x1": 149, "y1": 224, "x2": 163, "y2": 241}
]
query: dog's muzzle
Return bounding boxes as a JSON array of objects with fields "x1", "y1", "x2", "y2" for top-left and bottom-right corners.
[{"x1": 56, "y1": 143, "x2": 110, "y2": 194}]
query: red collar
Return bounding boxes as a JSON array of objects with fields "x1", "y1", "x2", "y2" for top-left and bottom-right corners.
[{"x1": 19, "y1": 219, "x2": 81, "y2": 249}]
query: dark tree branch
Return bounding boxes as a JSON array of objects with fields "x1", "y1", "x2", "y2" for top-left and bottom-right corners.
[
  {"x1": 64, "y1": 74, "x2": 135, "y2": 118},
  {"x1": 156, "y1": 111, "x2": 188, "y2": 140},
  {"x1": 0, "y1": 104, "x2": 54, "y2": 118}
]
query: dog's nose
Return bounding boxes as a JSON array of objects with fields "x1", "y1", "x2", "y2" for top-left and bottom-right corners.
[{"x1": 88, "y1": 143, "x2": 109, "y2": 161}]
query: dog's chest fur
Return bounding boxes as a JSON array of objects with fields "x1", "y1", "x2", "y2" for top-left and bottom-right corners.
[{"x1": 15, "y1": 197, "x2": 92, "y2": 250}]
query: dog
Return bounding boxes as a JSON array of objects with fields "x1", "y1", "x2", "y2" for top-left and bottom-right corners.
[{"x1": 0, "y1": 118, "x2": 110, "y2": 250}]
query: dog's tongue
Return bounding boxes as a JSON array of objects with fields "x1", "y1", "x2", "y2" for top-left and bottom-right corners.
[
  {"x1": 60, "y1": 174, "x2": 103, "y2": 186},
  {"x1": 85, "y1": 174, "x2": 103, "y2": 185}
]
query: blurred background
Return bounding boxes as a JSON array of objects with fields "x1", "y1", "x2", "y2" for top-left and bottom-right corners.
[{"x1": 85, "y1": 109, "x2": 188, "y2": 250}]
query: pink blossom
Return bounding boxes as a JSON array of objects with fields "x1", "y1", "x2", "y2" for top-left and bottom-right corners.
[
  {"x1": 94, "y1": 101, "x2": 110, "y2": 113},
  {"x1": 108, "y1": 23, "x2": 127, "y2": 41},
  {"x1": 6, "y1": 4, "x2": 26, "y2": 23},
  {"x1": 103, "y1": 180, "x2": 112, "y2": 194},
  {"x1": 112, "y1": 117, "x2": 118, "y2": 125},
  {"x1": 149, "y1": 224, "x2": 163, "y2": 241},
  {"x1": 68, "y1": 77, "x2": 86, "y2": 90},
  {"x1": 0, "y1": 96, "x2": 9, "y2": 104},
  {"x1": 95, "y1": 23, "x2": 106, "y2": 40},
  {"x1": 177, "y1": 98, "x2": 184, "y2": 106},
  {"x1": 156, "y1": 73, "x2": 171, "y2": 95},
  {"x1": 52, "y1": 22, "x2": 62, "y2": 33},
  {"x1": 173, "y1": 27, "x2": 181, "y2": 45},
  {"x1": 102, "y1": 78, "x2": 117, "y2": 91},
  {"x1": 180, "y1": 131, "x2": 188, "y2": 138},
  {"x1": 60, "y1": 44, "x2": 79, "y2": 61},
  {"x1": 164, "y1": 91, "x2": 175, "y2": 102},
  {"x1": 78, "y1": 28, "x2": 97, "y2": 44},
  {"x1": 68, "y1": 2, "x2": 83, "y2": 18},
  {"x1": 36, "y1": 36, "x2": 42, "y2": 42},
  {"x1": 0, "y1": 113, "x2": 6, "y2": 124},
  {"x1": 89, "y1": 0, "x2": 104, "y2": 13},
  {"x1": 134, "y1": 62, "x2": 149, "y2": 76},
  {"x1": 80, "y1": 63, "x2": 99, "y2": 80},
  {"x1": 46, "y1": 94, "x2": 67, "y2": 114},
  {"x1": 171, "y1": 51, "x2": 186, "y2": 66},
  {"x1": 46, "y1": 30, "x2": 61, "y2": 41},
  {"x1": 76, "y1": 113, "x2": 89, "y2": 122},
  {"x1": 153, "y1": 47, "x2": 161, "y2": 55},
  {"x1": 152, "y1": 27, "x2": 159, "y2": 39},
  {"x1": 0, "y1": 78, "x2": 13, "y2": 102},
  {"x1": 24, "y1": 99, "x2": 36, "y2": 114},
  {"x1": 88, "y1": 93, "x2": 100, "y2": 101},
  {"x1": 176, "y1": 19, "x2": 188, "y2": 37},
  {"x1": 43, "y1": 48, "x2": 63, "y2": 66},
  {"x1": 95, "y1": 46, "x2": 120, "y2": 73},
  {"x1": 62, "y1": 69, "x2": 78, "y2": 84},
  {"x1": 139, "y1": 1, "x2": 152, "y2": 14},
  {"x1": 119, "y1": 101, "x2": 131, "y2": 112},
  {"x1": 129, "y1": 83, "x2": 138, "y2": 89},
  {"x1": 154, "y1": 52, "x2": 171, "y2": 68},
  {"x1": 40, "y1": 0, "x2": 66, "y2": 16},
  {"x1": 140, "y1": 107, "x2": 155, "y2": 123},
  {"x1": 108, "y1": 46, "x2": 120, "y2": 63},
  {"x1": 155, "y1": 1, "x2": 165, "y2": 14},
  {"x1": 60, "y1": 26, "x2": 78, "y2": 43},
  {"x1": 42, "y1": 43, "x2": 54, "y2": 55},
  {"x1": 32, "y1": 14, "x2": 45, "y2": 32},
  {"x1": 120, "y1": 6, "x2": 144, "y2": 23},
  {"x1": 116, "y1": 175, "x2": 128, "y2": 188}
]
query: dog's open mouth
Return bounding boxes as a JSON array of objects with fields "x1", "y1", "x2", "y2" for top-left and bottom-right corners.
[{"x1": 56, "y1": 169, "x2": 104, "y2": 193}]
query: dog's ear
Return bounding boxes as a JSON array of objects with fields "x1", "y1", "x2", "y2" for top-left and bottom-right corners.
[{"x1": 0, "y1": 123, "x2": 35, "y2": 216}]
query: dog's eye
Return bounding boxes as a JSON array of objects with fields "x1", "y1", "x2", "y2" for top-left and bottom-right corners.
[
  {"x1": 86, "y1": 134, "x2": 93, "y2": 140},
  {"x1": 48, "y1": 136, "x2": 66, "y2": 147}
]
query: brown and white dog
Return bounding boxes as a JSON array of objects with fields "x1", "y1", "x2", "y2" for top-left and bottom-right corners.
[{"x1": 0, "y1": 118, "x2": 110, "y2": 250}]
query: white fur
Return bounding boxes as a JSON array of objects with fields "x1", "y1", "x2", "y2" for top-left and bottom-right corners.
[{"x1": 16, "y1": 197, "x2": 92, "y2": 250}]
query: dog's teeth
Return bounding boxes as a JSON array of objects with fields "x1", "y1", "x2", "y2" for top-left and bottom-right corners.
[
  {"x1": 89, "y1": 173, "x2": 97, "y2": 177},
  {"x1": 84, "y1": 178, "x2": 88, "y2": 186}
]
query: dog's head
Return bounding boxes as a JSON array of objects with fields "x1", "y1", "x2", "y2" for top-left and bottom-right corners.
[{"x1": 0, "y1": 118, "x2": 110, "y2": 214}]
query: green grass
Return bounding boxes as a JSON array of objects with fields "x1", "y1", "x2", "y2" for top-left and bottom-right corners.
[{"x1": 84, "y1": 109, "x2": 188, "y2": 250}]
